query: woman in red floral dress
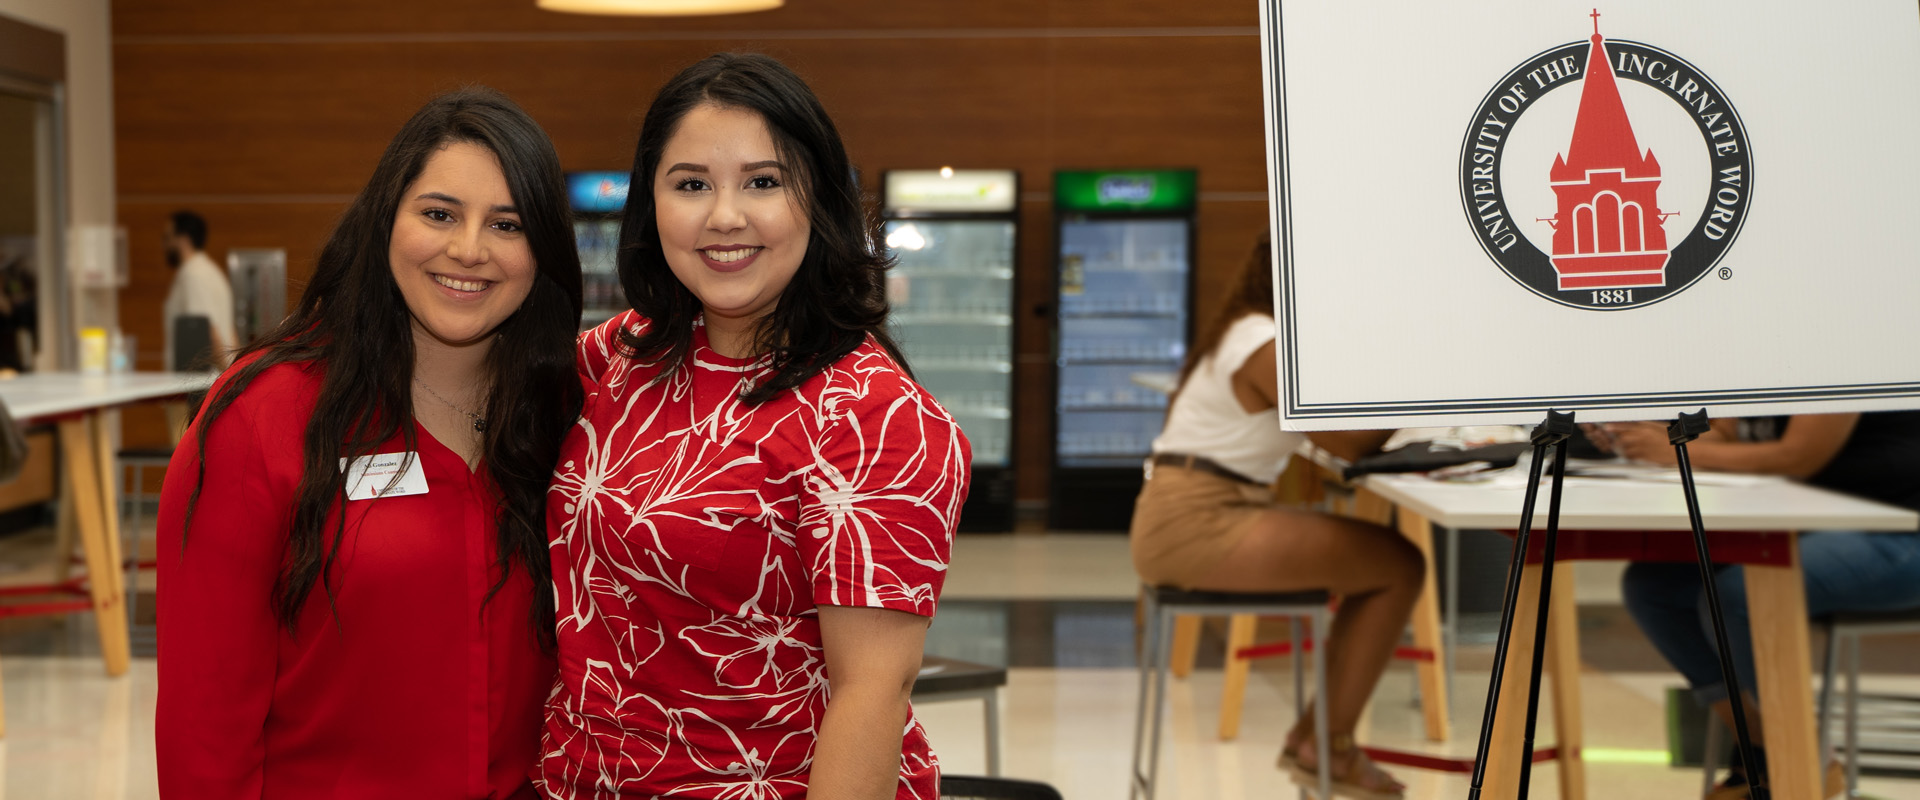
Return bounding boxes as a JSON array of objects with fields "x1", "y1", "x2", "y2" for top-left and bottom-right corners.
[{"x1": 537, "y1": 54, "x2": 970, "y2": 799}]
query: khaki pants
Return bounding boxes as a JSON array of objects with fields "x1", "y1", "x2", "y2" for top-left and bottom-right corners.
[{"x1": 1130, "y1": 464, "x2": 1273, "y2": 588}]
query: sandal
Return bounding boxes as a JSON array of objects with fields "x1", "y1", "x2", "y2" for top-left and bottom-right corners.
[{"x1": 1277, "y1": 730, "x2": 1406, "y2": 800}]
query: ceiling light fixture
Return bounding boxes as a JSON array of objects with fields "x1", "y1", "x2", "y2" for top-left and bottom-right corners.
[{"x1": 537, "y1": 0, "x2": 782, "y2": 16}]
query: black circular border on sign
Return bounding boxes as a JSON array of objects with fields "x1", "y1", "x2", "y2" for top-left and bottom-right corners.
[{"x1": 1458, "y1": 39, "x2": 1754, "y2": 311}]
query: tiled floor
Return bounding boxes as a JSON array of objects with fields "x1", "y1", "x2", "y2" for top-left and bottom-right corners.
[
  {"x1": 916, "y1": 665, "x2": 1920, "y2": 800},
  {"x1": 0, "y1": 529, "x2": 1918, "y2": 798}
]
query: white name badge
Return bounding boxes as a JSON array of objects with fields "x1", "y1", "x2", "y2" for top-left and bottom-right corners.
[{"x1": 338, "y1": 452, "x2": 430, "y2": 501}]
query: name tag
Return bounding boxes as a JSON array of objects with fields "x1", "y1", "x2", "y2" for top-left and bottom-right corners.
[{"x1": 338, "y1": 451, "x2": 430, "y2": 501}]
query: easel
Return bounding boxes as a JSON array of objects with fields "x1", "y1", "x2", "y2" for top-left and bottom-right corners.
[{"x1": 1466, "y1": 410, "x2": 1769, "y2": 800}]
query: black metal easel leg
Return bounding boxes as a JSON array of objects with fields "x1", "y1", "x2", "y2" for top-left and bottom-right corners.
[
  {"x1": 1669, "y1": 409, "x2": 1770, "y2": 800},
  {"x1": 1467, "y1": 410, "x2": 1577, "y2": 800},
  {"x1": 1514, "y1": 419, "x2": 1573, "y2": 800}
]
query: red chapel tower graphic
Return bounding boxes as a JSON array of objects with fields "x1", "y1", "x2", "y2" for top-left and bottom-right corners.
[{"x1": 1546, "y1": 11, "x2": 1673, "y2": 290}]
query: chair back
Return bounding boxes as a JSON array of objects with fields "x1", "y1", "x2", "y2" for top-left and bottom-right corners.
[
  {"x1": 171, "y1": 314, "x2": 216, "y2": 426},
  {"x1": 939, "y1": 775, "x2": 1064, "y2": 800},
  {"x1": 172, "y1": 314, "x2": 215, "y2": 373}
]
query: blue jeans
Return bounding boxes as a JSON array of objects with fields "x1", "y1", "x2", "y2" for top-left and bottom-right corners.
[{"x1": 1621, "y1": 531, "x2": 1920, "y2": 706}]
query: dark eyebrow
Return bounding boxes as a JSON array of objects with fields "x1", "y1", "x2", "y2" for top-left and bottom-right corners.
[
  {"x1": 414, "y1": 192, "x2": 516, "y2": 215},
  {"x1": 663, "y1": 161, "x2": 784, "y2": 174}
]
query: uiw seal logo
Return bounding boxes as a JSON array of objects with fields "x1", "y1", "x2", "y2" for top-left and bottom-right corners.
[{"x1": 1460, "y1": 10, "x2": 1752, "y2": 310}]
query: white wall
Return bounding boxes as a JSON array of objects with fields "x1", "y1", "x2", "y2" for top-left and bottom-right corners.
[{"x1": 0, "y1": 0, "x2": 116, "y2": 339}]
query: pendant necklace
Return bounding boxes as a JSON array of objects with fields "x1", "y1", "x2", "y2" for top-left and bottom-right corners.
[{"x1": 414, "y1": 377, "x2": 488, "y2": 433}]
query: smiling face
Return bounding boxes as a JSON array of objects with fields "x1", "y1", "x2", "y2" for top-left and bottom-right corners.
[
  {"x1": 653, "y1": 103, "x2": 812, "y2": 355},
  {"x1": 389, "y1": 140, "x2": 536, "y2": 351}
]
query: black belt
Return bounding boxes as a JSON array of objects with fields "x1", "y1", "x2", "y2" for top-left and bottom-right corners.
[{"x1": 1150, "y1": 453, "x2": 1264, "y2": 486}]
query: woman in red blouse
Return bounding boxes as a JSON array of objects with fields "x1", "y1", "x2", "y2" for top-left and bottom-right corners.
[
  {"x1": 537, "y1": 54, "x2": 969, "y2": 799},
  {"x1": 155, "y1": 88, "x2": 584, "y2": 798}
]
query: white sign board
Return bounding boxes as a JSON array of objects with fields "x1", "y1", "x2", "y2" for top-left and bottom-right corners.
[{"x1": 1259, "y1": 1, "x2": 1920, "y2": 430}]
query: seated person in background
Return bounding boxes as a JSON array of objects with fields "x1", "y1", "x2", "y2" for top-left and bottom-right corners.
[
  {"x1": 1600, "y1": 411, "x2": 1920, "y2": 799},
  {"x1": 1131, "y1": 231, "x2": 1417, "y2": 800}
]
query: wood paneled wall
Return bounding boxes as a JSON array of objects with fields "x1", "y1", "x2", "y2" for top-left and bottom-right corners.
[{"x1": 112, "y1": 0, "x2": 1274, "y2": 513}]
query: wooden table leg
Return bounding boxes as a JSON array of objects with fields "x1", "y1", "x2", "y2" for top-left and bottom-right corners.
[
  {"x1": 1217, "y1": 614, "x2": 1258, "y2": 740},
  {"x1": 1169, "y1": 615, "x2": 1202, "y2": 679},
  {"x1": 1395, "y1": 508, "x2": 1451, "y2": 743},
  {"x1": 1747, "y1": 534, "x2": 1821, "y2": 799},
  {"x1": 58, "y1": 414, "x2": 131, "y2": 677},
  {"x1": 1480, "y1": 559, "x2": 1583, "y2": 799},
  {"x1": 1545, "y1": 560, "x2": 1586, "y2": 800},
  {"x1": 1479, "y1": 561, "x2": 1540, "y2": 800},
  {"x1": 1351, "y1": 486, "x2": 1395, "y2": 527},
  {"x1": 92, "y1": 411, "x2": 131, "y2": 661},
  {"x1": 163, "y1": 399, "x2": 190, "y2": 445},
  {"x1": 93, "y1": 411, "x2": 125, "y2": 560}
]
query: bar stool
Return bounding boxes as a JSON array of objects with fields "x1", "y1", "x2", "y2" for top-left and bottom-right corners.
[
  {"x1": 1826, "y1": 609, "x2": 1920, "y2": 793},
  {"x1": 117, "y1": 446, "x2": 172, "y2": 632},
  {"x1": 1702, "y1": 608, "x2": 1920, "y2": 797},
  {"x1": 913, "y1": 656, "x2": 1008, "y2": 776},
  {"x1": 1131, "y1": 584, "x2": 1333, "y2": 800},
  {"x1": 938, "y1": 775, "x2": 1063, "y2": 800}
]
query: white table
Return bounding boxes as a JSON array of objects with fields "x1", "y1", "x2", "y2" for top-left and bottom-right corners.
[
  {"x1": 1362, "y1": 471, "x2": 1919, "y2": 800},
  {"x1": 0, "y1": 372, "x2": 214, "y2": 422},
  {"x1": 0, "y1": 371, "x2": 214, "y2": 736}
]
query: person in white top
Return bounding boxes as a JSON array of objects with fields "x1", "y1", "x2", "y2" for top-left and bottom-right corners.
[
  {"x1": 1131, "y1": 231, "x2": 1419, "y2": 800},
  {"x1": 162, "y1": 210, "x2": 237, "y2": 370}
]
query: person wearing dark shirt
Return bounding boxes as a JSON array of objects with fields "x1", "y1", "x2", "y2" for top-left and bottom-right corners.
[{"x1": 1600, "y1": 411, "x2": 1920, "y2": 799}]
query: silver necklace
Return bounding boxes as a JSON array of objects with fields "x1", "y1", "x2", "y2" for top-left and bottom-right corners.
[{"x1": 414, "y1": 377, "x2": 488, "y2": 433}]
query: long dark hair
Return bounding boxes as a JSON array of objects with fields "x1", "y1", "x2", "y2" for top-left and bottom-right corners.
[
  {"x1": 1177, "y1": 229, "x2": 1274, "y2": 386},
  {"x1": 182, "y1": 87, "x2": 583, "y2": 648},
  {"x1": 615, "y1": 52, "x2": 905, "y2": 402}
]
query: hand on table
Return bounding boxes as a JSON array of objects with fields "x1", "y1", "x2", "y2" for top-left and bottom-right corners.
[
  {"x1": 1601, "y1": 422, "x2": 1676, "y2": 466},
  {"x1": 1578, "y1": 423, "x2": 1617, "y2": 454}
]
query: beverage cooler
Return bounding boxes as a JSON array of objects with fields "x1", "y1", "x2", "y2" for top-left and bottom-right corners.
[
  {"x1": 567, "y1": 171, "x2": 630, "y2": 330},
  {"x1": 881, "y1": 169, "x2": 1019, "y2": 531},
  {"x1": 1048, "y1": 169, "x2": 1197, "y2": 531}
]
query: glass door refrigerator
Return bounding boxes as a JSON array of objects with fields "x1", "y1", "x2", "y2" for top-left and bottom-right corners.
[
  {"x1": 567, "y1": 171, "x2": 631, "y2": 330},
  {"x1": 881, "y1": 169, "x2": 1020, "y2": 532},
  {"x1": 1048, "y1": 169, "x2": 1197, "y2": 531}
]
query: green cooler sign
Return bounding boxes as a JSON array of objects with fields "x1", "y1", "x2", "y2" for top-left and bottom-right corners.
[{"x1": 1054, "y1": 169, "x2": 1196, "y2": 212}]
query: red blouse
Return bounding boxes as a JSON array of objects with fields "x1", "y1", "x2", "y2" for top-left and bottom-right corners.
[
  {"x1": 156, "y1": 360, "x2": 554, "y2": 799},
  {"x1": 537, "y1": 313, "x2": 969, "y2": 799}
]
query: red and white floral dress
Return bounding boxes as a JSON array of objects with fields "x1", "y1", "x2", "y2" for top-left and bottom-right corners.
[{"x1": 537, "y1": 312, "x2": 969, "y2": 799}]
